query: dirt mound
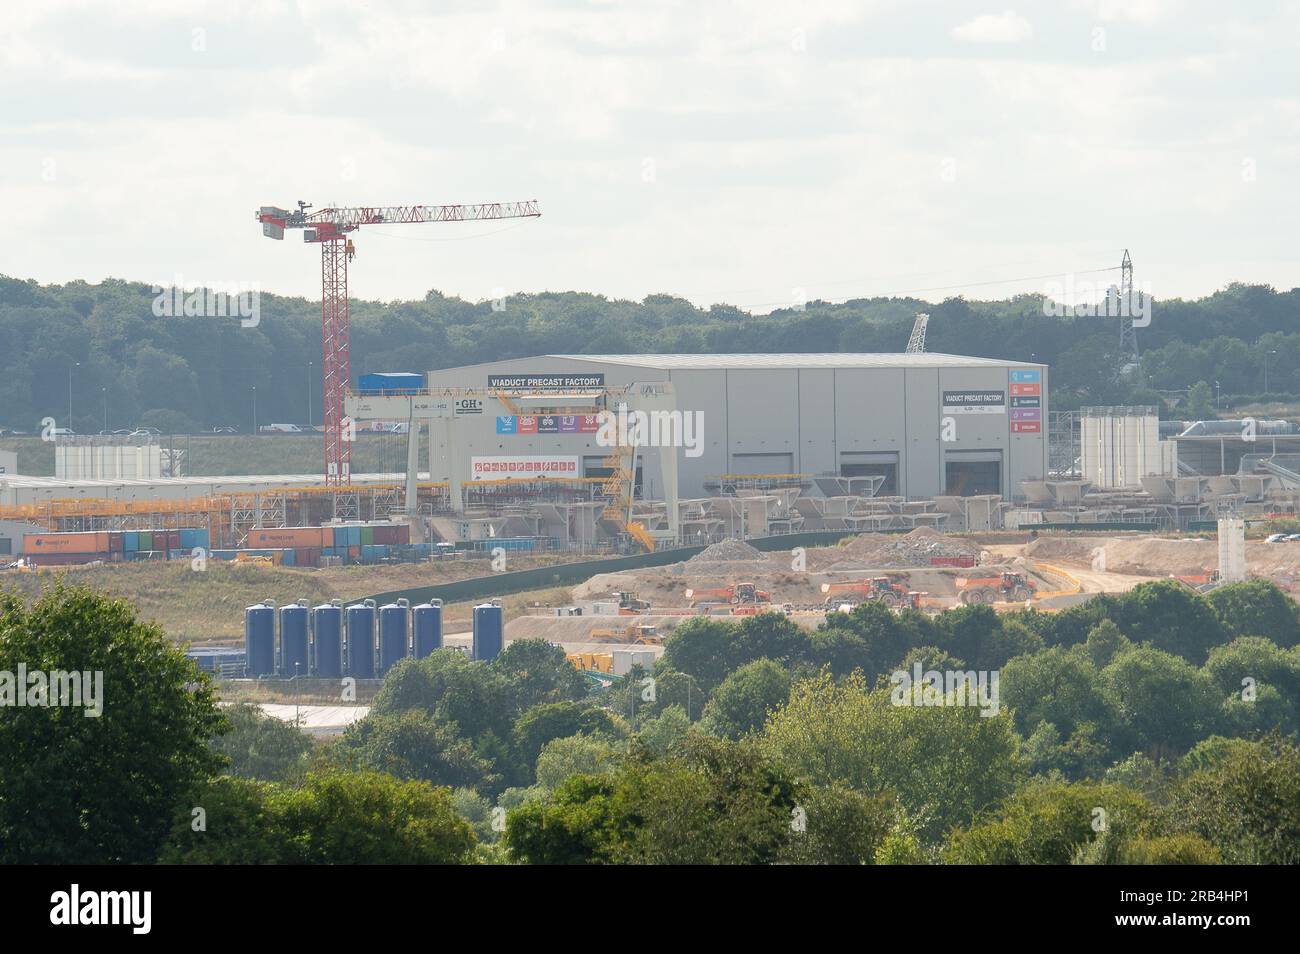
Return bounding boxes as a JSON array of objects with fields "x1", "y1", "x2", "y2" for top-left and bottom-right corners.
[
  {"x1": 685, "y1": 539, "x2": 769, "y2": 565},
  {"x1": 1024, "y1": 537, "x2": 1099, "y2": 563},
  {"x1": 825, "y1": 528, "x2": 983, "y2": 570}
]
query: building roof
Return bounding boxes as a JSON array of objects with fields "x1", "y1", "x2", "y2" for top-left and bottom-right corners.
[{"x1": 543, "y1": 353, "x2": 1043, "y2": 370}]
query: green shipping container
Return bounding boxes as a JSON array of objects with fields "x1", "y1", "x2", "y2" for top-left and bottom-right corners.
[
  {"x1": 138, "y1": 531, "x2": 153, "y2": 550},
  {"x1": 360, "y1": 526, "x2": 375, "y2": 546}
]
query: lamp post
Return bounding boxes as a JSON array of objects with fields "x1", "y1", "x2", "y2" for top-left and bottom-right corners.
[
  {"x1": 68, "y1": 362, "x2": 79, "y2": 429},
  {"x1": 101, "y1": 387, "x2": 107, "y2": 433},
  {"x1": 251, "y1": 385, "x2": 257, "y2": 434},
  {"x1": 1265, "y1": 350, "x2": 1277, "y2": 393},
  {"x1": 307, "y1": 362, "x2": 314, "y2": 428}
]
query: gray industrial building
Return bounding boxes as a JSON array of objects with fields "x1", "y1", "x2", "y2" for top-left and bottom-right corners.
[{"x1": 427, "y1": 353, "x2": 1048, "y2": 500}]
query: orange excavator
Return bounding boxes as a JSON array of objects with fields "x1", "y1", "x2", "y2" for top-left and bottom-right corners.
[
  {"x1": 684, "y1": 582, "x2": 772, "y2": 608},
  {"x1": 820, "y1": 577, "x2": 921, "y2": 610}
]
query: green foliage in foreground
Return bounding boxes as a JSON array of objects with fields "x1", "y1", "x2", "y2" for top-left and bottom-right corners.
[
  {"x1": 7, "y1": 574, "x2": 1300, "y2": 864},
  {"x1": 161, "y1": 771, "x2": 476, "y2": 865},
  {"x1": 0, "y1": 585, "x2": 225, "y2": 864}
]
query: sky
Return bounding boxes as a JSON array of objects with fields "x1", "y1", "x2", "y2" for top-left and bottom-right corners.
[{"x1": 2, "y1": 0, "x2": 1299, "y2": 312}]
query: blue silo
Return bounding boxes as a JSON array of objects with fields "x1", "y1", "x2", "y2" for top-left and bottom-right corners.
[
  {"x1": 346, "y1": 601, "x2": 377, "y2": 678},
  {"x1": 312, "y1": 602, "x2": 343, "y2": 678},
  {"x1": 279, "y1": 601, "x2": 310, "y2": 677},
  {"x1": 472, "y1": 602, "x2": 504, "y2": 661},
  {"x1": 413, "y1": 600, "x2": 443, "y2": 658},
  {"x1": 378, "y1": 600, "x2": 410, "y2": 674},
  {"x1": 244, "y1": 601, "x2": 276, "y2": 676}
]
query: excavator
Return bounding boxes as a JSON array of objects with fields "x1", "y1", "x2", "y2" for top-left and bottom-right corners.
[
  {"x1": 820, "y1": 577, "x2": 921, "y2": 610},
  {"x1": 956, "y1": 570, "x2": 1035, "y2": 605},
  {"x1": 684, "y1": 582, "x2": 772, "y2": 608}
]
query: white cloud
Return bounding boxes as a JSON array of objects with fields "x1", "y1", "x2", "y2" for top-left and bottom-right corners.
[
  {"x1": 951, "y1": 10, "x2": 1034, "y2": 44},
  {"x1": 0, "y1": 1, "x2": 1297, "y2": 308}
]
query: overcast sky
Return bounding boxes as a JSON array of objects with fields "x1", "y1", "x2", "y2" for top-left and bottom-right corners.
[{"x1": 3, "y1": 0, "x2": 1298, "y2": 311}]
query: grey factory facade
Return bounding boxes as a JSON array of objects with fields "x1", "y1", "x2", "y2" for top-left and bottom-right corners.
[{"x1": 426, "y1": 353, "x2": 1049, "y2": 500}]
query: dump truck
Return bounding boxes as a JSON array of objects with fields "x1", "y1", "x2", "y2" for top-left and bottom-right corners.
[
  {"x1": 956, "y1": 570, "x2": 1035, "y2": 604},
  {"x1": 590, "y1": 621, "x2": 663, "y2": 645},
  {"x1": 820, "y1": 577, "x2": 921, "y2": 610},
  {"x1": 684, "y1": 582, "x2": 772, "y2": 607}
]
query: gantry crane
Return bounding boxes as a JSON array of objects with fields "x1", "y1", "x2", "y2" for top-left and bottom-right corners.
[{"x1": 255, "y1": 200, "x2": 541, "y2": 484}]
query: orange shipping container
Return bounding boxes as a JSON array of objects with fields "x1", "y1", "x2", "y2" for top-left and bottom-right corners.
[
  {"x1": 23, "y1": 531, "x2": 111, "y2": 554},
  {"x1": 245, "y1": 527, "x2": 328, "y2": 549}
]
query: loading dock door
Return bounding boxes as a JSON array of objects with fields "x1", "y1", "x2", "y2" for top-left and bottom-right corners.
[
  {"x1": 840, "y1": 451, "x2": 899, "y2": 496},
  {"x1": 944, "y1": 450, "x2": 1002, "y2": 496},
  {"x1": 729, "y1": 452, "x2": 794, "y2": 476}
]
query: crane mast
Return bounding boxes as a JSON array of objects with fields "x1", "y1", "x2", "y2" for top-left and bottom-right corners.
[{"x1": 255, "y1": 199, "x2": 541, "y2": 484}]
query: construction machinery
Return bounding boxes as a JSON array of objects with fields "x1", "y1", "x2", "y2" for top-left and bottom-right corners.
[
  {"x1": 615, "y1": 591, "x2": 651, "y2": 613},
  {"x1": 255, "y1": 199, "x2": 541, "y2": 486},
  {"x1": 957, "y1": 570, "x2": 1036, "y2": 604},
  {"x1": 1171, "y1": 568, "x2": 1222, "y2": 593},
  {"x1": 820, "y1": 577, "x2": 921, "y2": 610},
  {"x1": 590, "y1": 621, "x2": 662, "y2": 645},
  {"x1": 684, "y1": 582, "x2": 772, "y2": 608}
]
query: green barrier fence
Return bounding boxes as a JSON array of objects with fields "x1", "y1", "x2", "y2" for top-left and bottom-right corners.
[{"x1": 364, "y1": 530, "x2": 862, "y2": 606}]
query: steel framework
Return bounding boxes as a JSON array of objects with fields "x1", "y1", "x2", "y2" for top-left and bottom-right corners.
[{"x1": 256, "y1": 199, "x2": 541, "y2": 486}]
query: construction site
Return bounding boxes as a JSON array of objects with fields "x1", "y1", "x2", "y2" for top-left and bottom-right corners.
[{"x1": 2, "y1": 227, "x2": 1298, "y2": 676}]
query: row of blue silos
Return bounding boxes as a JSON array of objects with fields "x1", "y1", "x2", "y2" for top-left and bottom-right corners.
[{"x1": 244, "y1": 598, "x2": 445, "y2": 677}]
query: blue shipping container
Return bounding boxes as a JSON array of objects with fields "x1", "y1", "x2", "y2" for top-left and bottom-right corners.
[
  {"x1": 123, "y1": 532, "x2": 139, "y2": 552},
  {"x1": 356, "y1": 372, "x2": 424, "y2": 396}
]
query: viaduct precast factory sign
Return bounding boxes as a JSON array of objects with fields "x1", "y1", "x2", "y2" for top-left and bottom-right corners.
[
  {"x1": 487, "y1": 373, "x2": 606, "y2": 390},
  {"x1": 941, "y1": 389, "x2": 1006, "y2": 415}
]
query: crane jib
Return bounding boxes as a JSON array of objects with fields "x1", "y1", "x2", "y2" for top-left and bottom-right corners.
[{"x1": 252, "y1": 197, "x2": 540, "y2": 487}]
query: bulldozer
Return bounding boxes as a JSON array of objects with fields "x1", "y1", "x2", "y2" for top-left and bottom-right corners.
[
  {"x1": 956, "y1": 570, "x2": 1035, "y2": 605},
  {"x1": 590, "y1": 621, "x2": 663, "y2": 646},
  {"x1": 820, "y1": 577, "x2": 921, "y2": 610},
  {"x1": 683, "y1": 582, "x2": 772, "y2": 608},
  {"x1": 615, "y1": 591, "x2": 651, "y2": 612}
]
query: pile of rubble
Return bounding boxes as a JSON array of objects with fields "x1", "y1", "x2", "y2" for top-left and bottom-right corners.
[
  {"x1": 684, "y1": 539, "x2": 769, "y2": 565},
  {"x1": 826, "y1": 527, "x2": 982, "y2": 570}
]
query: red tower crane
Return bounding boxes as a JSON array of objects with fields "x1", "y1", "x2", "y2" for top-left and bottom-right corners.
[{"x1": 255, "y1": 199, "x2": 541, "y2": 484}]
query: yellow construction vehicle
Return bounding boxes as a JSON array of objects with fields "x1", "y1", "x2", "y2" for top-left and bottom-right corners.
[{"x1": 589, "y1": 621, "x2": 662, "y2": 645}]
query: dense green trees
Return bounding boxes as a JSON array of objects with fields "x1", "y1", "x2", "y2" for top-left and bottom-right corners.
[
  {"x1": 7, "y1": 572, "x2": 1300, "y2": 864},
  {"x1": 700, "y1": 659, "x2": 791, "y2": 740},
  {"x1": 761, "y1": 672, "x2": 1024, "y2": 841},
  {"x1": 6, "y1": 276, "x2": 1300, "y2": 436},
  {"x1": 163, "y1": 771, "x2": 476, "y2": 864},
  {"x1": 0, "y1": 586, "x2": 226, "y2": 864},
  {"x1": 215, "y1": 702, "x2": 313, "y2": 782}
]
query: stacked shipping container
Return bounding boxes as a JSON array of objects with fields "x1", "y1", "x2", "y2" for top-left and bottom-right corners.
[
  {"x1": 23, "y1": 529, "x2": 211, "y2": 566},
  {"x1": 22, "y1": 523, "x2": 431, "y2": 567}
]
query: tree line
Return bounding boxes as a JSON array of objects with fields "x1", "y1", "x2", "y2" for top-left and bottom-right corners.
[{"x1": 3, "y1": 275, "x2": 1299, "y2": 435}]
